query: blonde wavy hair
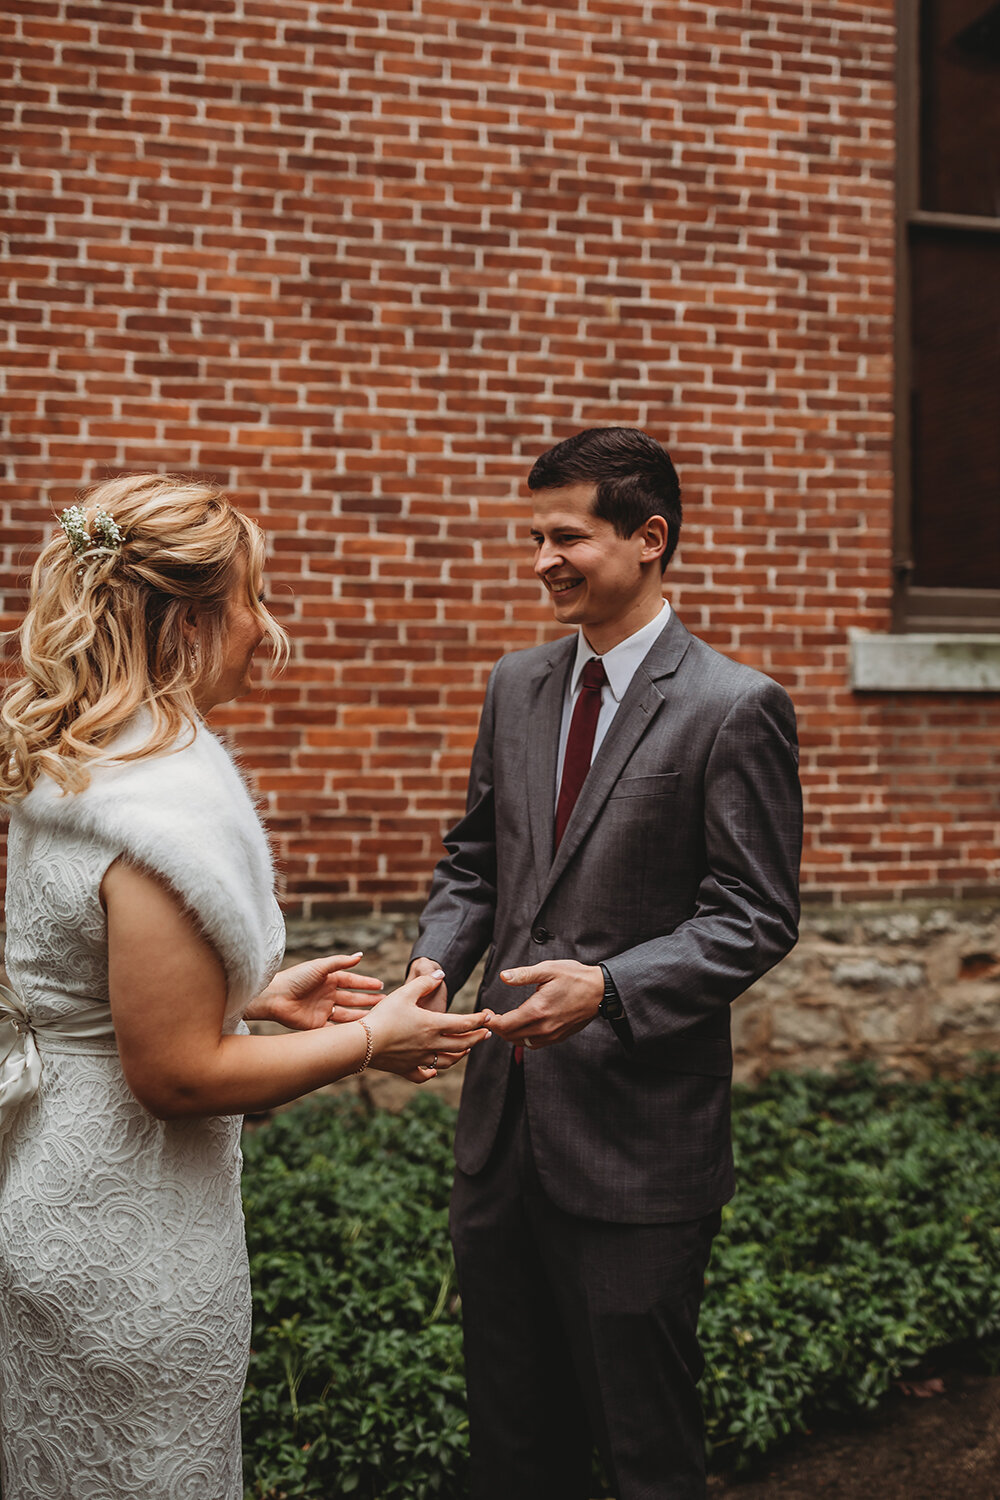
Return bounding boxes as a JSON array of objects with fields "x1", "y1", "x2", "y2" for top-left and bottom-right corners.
[{"x1": 0, "y1": 474, "x2": 289, "y2": 800}]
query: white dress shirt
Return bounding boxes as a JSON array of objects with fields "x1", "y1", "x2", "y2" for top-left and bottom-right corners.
[{"x1": 554, "y1": 599, "x2": 672, "y2": 803}]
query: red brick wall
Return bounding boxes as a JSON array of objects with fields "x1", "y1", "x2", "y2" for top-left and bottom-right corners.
[{"x1": 3, "y1": 0, "x2": 998, "y2": 913}]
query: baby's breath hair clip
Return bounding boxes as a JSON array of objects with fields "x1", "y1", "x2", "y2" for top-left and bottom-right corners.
[{"x1": 59, "y1": 505, "x2": 124, "y2": 573}]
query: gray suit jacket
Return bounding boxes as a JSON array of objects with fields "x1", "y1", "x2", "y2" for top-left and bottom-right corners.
[{"x1": 414, "y1": 611, "x2": 802, "y2": 1223}]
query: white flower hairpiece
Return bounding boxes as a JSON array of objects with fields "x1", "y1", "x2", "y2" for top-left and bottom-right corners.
[{"x1": 59, "y1": 505, "x2": 124, "y2": 562}]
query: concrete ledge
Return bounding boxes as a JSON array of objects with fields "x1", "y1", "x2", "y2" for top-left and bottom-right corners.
[{"x1": 850, "y1": 630, "x2": 1000, "y2": 692}]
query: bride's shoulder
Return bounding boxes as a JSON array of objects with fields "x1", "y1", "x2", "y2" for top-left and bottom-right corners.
[
  {"x1": 21, "y1": 712, "x2": 252, "y2": 838},
  {"x1": 15, "y1": 710, "x2": 277, "y2": 1005}
]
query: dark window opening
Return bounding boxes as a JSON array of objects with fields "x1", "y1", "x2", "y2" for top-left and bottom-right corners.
[
  {"x1": 897, "y1": 0, "x2": 1000, "y2": 626},
  {"x1": 909, "y1": 225, "x2": 1000, "y2": 590},
  {"x1": 920, "y1": 0, "x2": 1000, "y2": 217}
]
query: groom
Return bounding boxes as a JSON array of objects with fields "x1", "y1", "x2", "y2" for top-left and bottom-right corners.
[{"x1": 410, "y1": 427, "x2": 802, "y2": 1498}]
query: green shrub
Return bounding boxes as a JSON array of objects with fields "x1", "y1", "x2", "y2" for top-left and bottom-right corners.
[
  {"x1": 703, "y1": 1062, "x2": 1000, "y2": 1464},
  {"x1": 241, "y1": 1063, "x2": 1000, "y2": 1496},
  {"x1": 241, "y1": 1094, "x2": 467, "y2": 1499}
]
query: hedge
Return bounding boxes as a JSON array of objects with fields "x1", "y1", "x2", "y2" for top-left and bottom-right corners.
[{"x1": 241, "y1": 1062, "x2": 1000, "y2": 1498}]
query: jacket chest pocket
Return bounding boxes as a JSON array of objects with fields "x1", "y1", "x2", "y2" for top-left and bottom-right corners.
[{"x1": 607, "y1": 772, "x2": 680, "y2": 800}]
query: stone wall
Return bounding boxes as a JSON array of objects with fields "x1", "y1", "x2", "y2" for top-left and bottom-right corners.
[
  {"x1": 278, "y1": 901, "x2": 1000, "y2": 1087},
  {"x1": 731, "y1": 901, "x2": 1000, "y2": 1083}
]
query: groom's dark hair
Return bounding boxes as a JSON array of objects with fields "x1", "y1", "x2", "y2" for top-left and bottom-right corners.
[{"x1": 527, "y1": 427, "x2": 682, "y2": 571}]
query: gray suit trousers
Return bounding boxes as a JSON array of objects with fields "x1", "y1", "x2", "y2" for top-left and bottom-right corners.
[{"x1": 451, "y1": 1060, "x2": 720, "y2": 1500}]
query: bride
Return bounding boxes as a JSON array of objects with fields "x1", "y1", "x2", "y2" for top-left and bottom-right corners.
[{"x1": 0, "y1": 474, "x2": 491, "y2": 1500}]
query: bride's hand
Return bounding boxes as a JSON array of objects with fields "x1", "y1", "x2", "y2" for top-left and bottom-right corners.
[
  {"x1": 246, "y1": 953, "x2": 384, "y2": 1031},
  {"x1": 366, "y1": 970, "x2": 493, "y2": 1083}
]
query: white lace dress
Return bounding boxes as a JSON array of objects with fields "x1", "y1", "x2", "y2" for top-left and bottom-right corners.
[{"x1": 0, "y1": 721, "x2": 285, "y2": 1500}]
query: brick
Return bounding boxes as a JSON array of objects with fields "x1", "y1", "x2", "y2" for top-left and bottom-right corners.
[{"x1": 0, "y1": 0, "x2": 994, "y2": 915}]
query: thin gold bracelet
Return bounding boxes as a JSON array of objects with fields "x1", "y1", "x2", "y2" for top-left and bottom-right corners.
[{"x1": 353, "y1": 1016, "x2": 374, "y2": 1075}]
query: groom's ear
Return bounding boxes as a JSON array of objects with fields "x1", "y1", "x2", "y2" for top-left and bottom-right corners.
[{"x1": 637, "y1": 515, "x2": 669, "y2": 566}]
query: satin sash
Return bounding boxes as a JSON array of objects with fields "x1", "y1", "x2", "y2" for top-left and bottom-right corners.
[{"x1": 0, "y1": 982, "x2": 117, "y2": 1138}]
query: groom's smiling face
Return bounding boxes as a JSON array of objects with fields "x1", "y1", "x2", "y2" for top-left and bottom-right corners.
[{"x1": 529, "y1": 483, "x2": 666, "y2": 653}]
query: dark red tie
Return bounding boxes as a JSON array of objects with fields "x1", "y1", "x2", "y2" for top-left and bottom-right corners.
[
  {"x1": 554, "y1": 657, "x2": 607, "y2": 849},
  {"x1": 514, "y1": 657, "x2": 607, "y2": 1066}
]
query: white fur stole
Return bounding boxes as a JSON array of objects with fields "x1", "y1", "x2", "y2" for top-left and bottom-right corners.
[{"x1": 16, "y1": 714, "x2": 281, "y2": 1008}]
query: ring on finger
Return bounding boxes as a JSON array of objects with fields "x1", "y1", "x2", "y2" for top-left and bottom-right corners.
[
  {"x1": 432, "y1": 1053, "x2": 438, "y2": 1068},
  {"x1": 523, "y1": 1038, "x2": 534, "y2": 1050}
]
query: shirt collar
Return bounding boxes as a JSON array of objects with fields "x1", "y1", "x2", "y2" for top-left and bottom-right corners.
[{"x1": 569, "y1": 599, "x2": 672, "y2": 702}]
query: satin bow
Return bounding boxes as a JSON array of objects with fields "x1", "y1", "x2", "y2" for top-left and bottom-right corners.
[{"x1": 0, "y1": 983, "x2": 42, "y2": 1139}]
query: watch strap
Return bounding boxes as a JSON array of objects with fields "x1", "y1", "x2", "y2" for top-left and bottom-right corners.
[
  {"x1": 597, "y1": 964, "x2": 633, "y2": 1050},
  {"x1": 597, "y1": 962, "x2": 624, "y2": 1019}
]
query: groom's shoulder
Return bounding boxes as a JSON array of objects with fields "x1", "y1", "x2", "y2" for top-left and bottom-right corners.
[
  {"x1": 678, "y1": 629, "x2": 797, "y2": 732},
  {"x1": 490, "y1": 634, "x2": 573, "y2": 680},
  {"x1": 684, "y1": 629, "x2": 770, "y2": 687},
  {"x1": 652, "y1": 614, "x2": 794, "y2": 723},
  {"x1": 478, "y1": 636, "x2": 573, "y2": 713}
]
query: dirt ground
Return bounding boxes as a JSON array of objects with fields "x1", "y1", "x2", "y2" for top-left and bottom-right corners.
[{"x1": 706, "y1": 1364, "x2": 1000, "y2": 1499}]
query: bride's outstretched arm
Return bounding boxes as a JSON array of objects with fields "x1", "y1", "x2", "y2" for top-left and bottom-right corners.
[{"x1": 102, "y1": 860, "x2": 492, "y2": 1120}]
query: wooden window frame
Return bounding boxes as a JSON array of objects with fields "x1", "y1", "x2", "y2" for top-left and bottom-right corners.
[{"x1": 893, "y1": 0, "x2": 1000, "y2": 632}]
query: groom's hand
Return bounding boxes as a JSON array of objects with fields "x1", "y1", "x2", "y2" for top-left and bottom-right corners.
[
  {"x1": 408, "y1": 955, "x2": 448, "y2": 1012},
  {"x1": 488, "y1": 960, "x2": 603, "y2": 1049}
]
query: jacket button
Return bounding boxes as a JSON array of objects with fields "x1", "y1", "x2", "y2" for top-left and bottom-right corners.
[{"x1": 531, "y1": 925, "x2": 551, "y2": 944}]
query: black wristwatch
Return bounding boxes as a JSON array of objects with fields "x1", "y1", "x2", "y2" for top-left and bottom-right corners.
[{"x1": 597, "y1": 963, "x2": 625, "y2": 1021}]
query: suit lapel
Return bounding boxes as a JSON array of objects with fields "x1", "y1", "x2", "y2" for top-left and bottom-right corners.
[
  {"x1": 524, "y1": 635, "x2": 576, "y2": 895},
  {"x1": 539, "y1": 611, "x2": 694, "y2": 901}
]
